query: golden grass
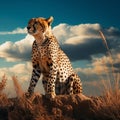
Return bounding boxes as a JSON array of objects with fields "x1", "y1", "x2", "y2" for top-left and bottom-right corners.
[
  {"x1": 99, "y1": 30, "x2": 115, "y2": 79},
  {"x1": 92, "y1": 73, "x2": 120, "y2": 120},
  {"x1": 12, "y1": 76, "x2": 24, "y2": 98},
  {"x1": 0, "y1": 75, "x2": 7, "y2": 92},
  {"x1": 12, "y1": 76, "x2": 34, "y2": 110},
  {"x1": 0, "y1": 75, "x2": 9, "y2": 106},
  {"x1": 91, "y1": 31, "x2": 120, "y2": 120}
]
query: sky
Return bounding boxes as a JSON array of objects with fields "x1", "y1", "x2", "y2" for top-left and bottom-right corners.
[{"x1": 0, "y1": 0, "x2": 120, "y2": 97}]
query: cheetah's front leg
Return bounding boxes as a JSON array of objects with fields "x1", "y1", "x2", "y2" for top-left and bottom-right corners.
[
  {"x1": 42, "y1": 62, "x2": 58, "y2": 99},
  {"x1": 27, "y1": 65, "x2": 41, "y2": 97},
  {"x1": 47, "y1": 79, "x2": 56, "y2": 99},
  {"x1": 42, "y1": 73, "x2": 56, "y2": 99}
]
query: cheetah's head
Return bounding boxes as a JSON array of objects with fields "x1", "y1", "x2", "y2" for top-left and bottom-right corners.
[{"x1": 27, "y1": 16, "x2": 53, "y2": 37}]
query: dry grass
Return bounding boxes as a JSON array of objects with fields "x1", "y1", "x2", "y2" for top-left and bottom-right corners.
[
  {"x1": 0, "y1": 75, "x2": 7, "y2": 92},
  {"x1": 99, "y1": 30, "x2": 115, "y2": 78},
  {"x1": 12, "y1": 76, "x2": 34, "y2": 109},
  {"x1": 0, "y1": 75, "x2": 9, "y2": 106},
  {"x1": 91, "y1": 31, "x2": 120, "y2": 120},
  {"x1": 12, "y1": 76, "x2": 24, "y2": 98},
  {"x1": 92, "y1": 73, "x2": 120, "y2": 120}
]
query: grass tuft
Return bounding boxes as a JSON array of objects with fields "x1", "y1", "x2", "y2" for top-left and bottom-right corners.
[
  {"x1": 91, "y1": 30, "x2": 120, "y2": 120},
  {"x1": 0, "y1": 75, "x2": 7, "y2": 92},
  {"x1": 12, "y1": 76, "x2": 24, "y2": 98}
]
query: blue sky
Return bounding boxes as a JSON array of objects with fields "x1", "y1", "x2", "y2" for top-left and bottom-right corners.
[
  {"x1": 0, "y1": 0, "x2": 120, "y2": 30},
  {"x1": 0, "y1": 0, "x2": 120, "y2": 97}
]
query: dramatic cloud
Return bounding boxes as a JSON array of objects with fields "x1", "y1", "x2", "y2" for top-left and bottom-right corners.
[
  {"x1": 53, "y1": 23, "x2": 101, "y2": 44},
  {"x1": 0, "y1": 27, "x2": 27, "y2": 35},
  {"x1": 1, "y1": 23, "x2": 119, "y2": 96},
  {"x1": 0, "y1": 62, "x2": 32, "y2": 80},
  {"x1": 53, "y1": 23, "x2": 120, "y2": 61},
  {"x1": 74, "y1": 53, "x2": 120, "y2": 91},
  {"x1": 0, "y1": 23, "x2": 120, "y2": 67},
  {"x1": 0, "y1": 34, "x2": 34, "y2": 61}
]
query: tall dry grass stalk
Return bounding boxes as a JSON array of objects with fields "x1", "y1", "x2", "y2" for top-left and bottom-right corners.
[
  {"x1": 0, "y1": 75, "x2": 9, "y2": 106},
  {"x1": 92, "y1": 31, "x2": 120, "y2": 120},
  {"x1": 99, "y1": 30, "x2": 120, "y2": 90},
  {"x1": 12, "y1": 76, "x2": 24, "y2": 98},
  {"x1": 92, "y1": 74, "x2": 120, "y2": 120},
  {"x1": 99, "y1": 30, "x2": 115, "y2": 79},
  {"x1": 12, "y1": 76, "x2": 33, "y2": 110},
  {"x1": 0, "y1": 75, "x2": 7, "y2": 92}
]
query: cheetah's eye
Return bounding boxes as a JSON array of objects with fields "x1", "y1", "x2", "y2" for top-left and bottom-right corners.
[
  {"x1": 33, "y1": 21, "x2": 38, "y2": 27},
  {"x1": 34, "y1": 22, "x2": 42, "y2": 28}
]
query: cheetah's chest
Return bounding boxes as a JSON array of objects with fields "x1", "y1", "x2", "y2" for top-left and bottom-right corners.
[{"x1": 37, "y1": 48, "x2": 49, "y2": 72}]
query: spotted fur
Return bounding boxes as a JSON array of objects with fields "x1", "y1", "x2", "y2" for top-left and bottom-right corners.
[{"x1": 27, "y1": 16, "x2": 82, "y2": 99}]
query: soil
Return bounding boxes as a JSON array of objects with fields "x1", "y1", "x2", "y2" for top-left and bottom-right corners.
[{"x1": 0, "y1": 94, "x2": 98, "y2": 120}]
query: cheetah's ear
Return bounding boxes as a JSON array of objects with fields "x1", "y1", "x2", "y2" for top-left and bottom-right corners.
[{"x1": 46, "y1": 16, "x2": 54, "y2": 25}]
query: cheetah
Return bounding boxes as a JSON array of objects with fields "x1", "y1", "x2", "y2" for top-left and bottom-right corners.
[{"x1": 27, "y1": 16, "x2": 82, "y2": 99}]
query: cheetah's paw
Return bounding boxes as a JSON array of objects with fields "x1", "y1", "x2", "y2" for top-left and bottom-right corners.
[{"x1": 45, "y1": 92, "x2": 56, "y2": 100}]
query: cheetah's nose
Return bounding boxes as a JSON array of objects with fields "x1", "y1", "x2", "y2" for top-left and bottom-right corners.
[{"x1": 27, "y1": 26, "x2": 31, "y2": 30}]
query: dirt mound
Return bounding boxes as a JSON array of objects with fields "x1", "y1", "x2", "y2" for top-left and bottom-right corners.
[
  {"x1": 0, "y1": 94, "x2": 96, "y2": 120},
  {"x1": 0, "y1": 92, "x2": 120, "y2": 120}
]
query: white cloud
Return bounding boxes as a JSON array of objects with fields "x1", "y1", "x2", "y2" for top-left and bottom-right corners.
[
  {"x1": 74, "y1": 52, "x2": 120, "y2": 86},
  {"x1": 0, "y1": 62, "x2": 31, "y2": 97},
  {"x1": 75, "y1": 56, "x2": 112, "y2": 75},
  {"x1": 0, "y1": 62, "x2": 32, "y2": 81},
  {"x1": 52, "y1": 23, "x2": 101, "y2": 45},
  {"x1": 0, "y1": 62, "x2": 44, "y2": 97},
  {"x1": 0, "y1": 23, "x2": 120, "y2": 63},
  {"x1": 65, "y1": 36, "x2": 89, "y2": 45},
  {"x1": 0, "y1": 34, "x2": 34, "y2": 62},
  {"x1": 0, "y1": 27, "x2": 27, "y2": 35}
]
